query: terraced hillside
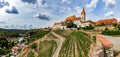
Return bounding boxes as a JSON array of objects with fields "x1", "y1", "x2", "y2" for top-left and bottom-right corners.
[{"x1": 54, "y1": 30, "x2": 91, "y2": 57}]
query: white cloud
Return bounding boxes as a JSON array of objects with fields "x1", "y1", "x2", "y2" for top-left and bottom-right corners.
[
  {"x1": 105, "y1": 11, "x2": 114, "y2": 17},
  {"x1": 33, "y1": 12, "x2": 50, "y2": 21},
  {"x1": 103, "y1": 0, "x2": 116, "y2": 9},
  {"x1": 86, "y1": 0, "x2": 98, "y2": 11},
  {"x1": 61, "y1": 0, "x2": 71, "y2": 3},
  {"x1": 75, "y1": 6, "x2": 81, "y2": 13},
  {"x1": 37, "y1": 0, "x2": 48, "y2": 7}
]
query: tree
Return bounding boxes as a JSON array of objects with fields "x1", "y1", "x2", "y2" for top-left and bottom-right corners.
[
  {"x1": 118, "y1": 25, "x2": 120, "y2": 30},
  {"x1": 89, "y1": 24, "x2": 94, "y2": 30},
  {"x1": 100, "y1": 22, "x2": 105, "y2": 26},
  {"x1": 82, "y1": 24, "x2": 94, "y2": 30},
  {"x1": 66, "y1": 21, "x2": 77, "y2": 28},
  {"x1": 30, "y1": 43, "x2": 37, "y2": 49}
]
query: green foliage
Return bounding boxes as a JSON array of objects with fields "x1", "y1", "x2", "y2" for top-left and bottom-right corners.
[
  {"x1": 66, "y1": 21, "x2": 77, "y2": 28},
  {"x1": 0, "y1": 29, "x2": 27, "y2": 38},
  {"x1": 101, "y1": 22, "x2": 105, "y2": 26},
  {"x1": 102, "y1": 30, "x2": 120, "y2": 35},
  {"x1": 0, "y1": 38, "x2": 14, "y2": 55},
  {"x1": 93, "y1": 36, "x2": 96, "y2": 43},
  {"x1": 26, "y1": 29, "x2": 50, "y2": 43},
  {"x1": 30, "y1": 43, "x2": 37, "y2": 49},
  {"x1": 27, "y1": 51, "x2": 34, "y2": 57}
]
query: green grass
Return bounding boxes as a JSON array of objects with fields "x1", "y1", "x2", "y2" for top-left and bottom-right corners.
[
  {"x1": 53, "y1": 29, "x2": 71, "y2": 37},
  {"x1": 38, "y1": 40, "x2": 57, "y2": 57},
  {"x1": 58, "y1": 31, "x2": 91, "y2": 57},
  {"x1": 27, "y1": 51, "x2": 34, "y2": 57}
]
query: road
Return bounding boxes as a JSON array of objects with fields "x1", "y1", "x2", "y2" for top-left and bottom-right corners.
[
  {"x1": 102, "y1": 35, "x2": 120, "y2": 51},
  {"x1": 51, "y1": 32, "x2": 65, "y2": 57}
]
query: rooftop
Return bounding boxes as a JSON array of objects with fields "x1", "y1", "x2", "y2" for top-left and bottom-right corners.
[
  {"x1": 65, "y1": 15, "x2": 80, "y2": 22},
  {"x1": 96, "y1": 18, "x2": 118, "y2": 25}
]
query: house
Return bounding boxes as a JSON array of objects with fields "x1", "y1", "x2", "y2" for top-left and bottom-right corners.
[
  {"x1": 95, "y1": 18, "x2": 118, "y2": 31},
  {"x1": 52, "y1": 22, "x2": 66, "y2": 30},
  {"x1": 11, "y1": 46, "x2": 21, "y2": 56},
  {"x1": 96, "y1": 18, "x2": 118, "y2": 26},
  {"x1": 11, "y1": 46, "x2": 20, "y2": 52}
]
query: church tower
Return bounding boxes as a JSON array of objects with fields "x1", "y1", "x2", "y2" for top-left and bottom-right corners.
[{"x1": 81, "y1": 8, "x2": 86, "y2": 22}]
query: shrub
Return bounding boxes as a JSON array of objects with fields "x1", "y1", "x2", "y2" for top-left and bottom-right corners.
[
  {"x1": 102, "y1": 30, "x2": 120, "y2": 35},
  {"x1": 92, "y1": 36, "x2": 96, "y2": 43},
  {"x1": 30, "y1": 43, "x2": 37, "y2": 49},
  {"x1": 66, "y1": 21, "x2": 77, "y2": 28}
]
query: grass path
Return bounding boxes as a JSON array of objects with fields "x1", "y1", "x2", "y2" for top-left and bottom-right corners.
[{"x1": 51, "y1": 32, "x2": 65, "y2": 57}]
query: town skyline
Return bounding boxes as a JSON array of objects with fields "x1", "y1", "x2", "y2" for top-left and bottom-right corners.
[{"x1": 0, "y1": 0, "x2": 119, "y2": 29}]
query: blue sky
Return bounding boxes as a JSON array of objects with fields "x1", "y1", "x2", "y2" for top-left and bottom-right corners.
[{"x1": 0, "y1": 0, "x2": 119, "y2": 29}]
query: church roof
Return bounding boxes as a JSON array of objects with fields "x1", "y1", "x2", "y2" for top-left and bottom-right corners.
[
  {"x1": 65, "y1": 15, "x2": 81, "y2": 22},
  {"x1": 81, "y1": 8, "x2": 85, "y2": 14}
]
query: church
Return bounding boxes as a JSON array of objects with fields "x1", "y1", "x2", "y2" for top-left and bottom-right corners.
[{"x1": 53, "y1": 8, "x2": 95, "y2": 29}]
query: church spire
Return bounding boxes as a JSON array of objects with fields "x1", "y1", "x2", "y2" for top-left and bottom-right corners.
[
  {"x1": 81, "y1": 7, "x2": 86, "y2": 22},
  {"x1": 81, "y1": 7, "x2": 85, "y2": 14}
]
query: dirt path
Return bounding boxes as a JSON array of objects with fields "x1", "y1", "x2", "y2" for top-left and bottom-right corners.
[
  {"x1": 18, "y1": 47, "x2": 30, "y2": 57},
  {"x1": 51, "y1": 32, "x2": 65, "y2": 57}
]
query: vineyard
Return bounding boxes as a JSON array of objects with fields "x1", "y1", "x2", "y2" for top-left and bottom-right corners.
[
  {"x1": 26, "y1": 29, "x2": 92, "y2": 57},
  {"x1": 38, "y1": 40, "x2": 57, "y2": 57},
  {"x1": 55, "y1": 30, "x2": 91, "y2": 57}
]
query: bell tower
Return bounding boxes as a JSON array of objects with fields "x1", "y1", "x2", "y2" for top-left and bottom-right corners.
[{"x1": 81, "y1": 8, "x2": 86, "y2": 22}]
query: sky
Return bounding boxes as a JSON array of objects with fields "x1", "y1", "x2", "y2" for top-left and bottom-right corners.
[{"x1": 0, "y1": 0, "x2": 120, "y2": 29}]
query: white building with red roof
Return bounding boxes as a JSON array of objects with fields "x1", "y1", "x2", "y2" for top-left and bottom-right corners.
[
  {"x1": 64, "y1": 8, "x2": 95, "y2": 28},
  {"x1": 53, "y1": 8, "x2": 95, "y2": 29}
]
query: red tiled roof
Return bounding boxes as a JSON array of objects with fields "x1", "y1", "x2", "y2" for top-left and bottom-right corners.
[
  {"x1": 80, "y1": 20, "x2": 95, "y2": 24},
  {"x1": 65, "y1": 15, "x2": 81, "y2": 22},
  {"x1": 11, "y1": 46, "x2": 20, "y2": 51},
  {"x1": 96, "y1": 18, "x2": 118, "y2": 25},
  {"x1": 96, "y1": 34, "x2": 113, "y2": 47}
]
